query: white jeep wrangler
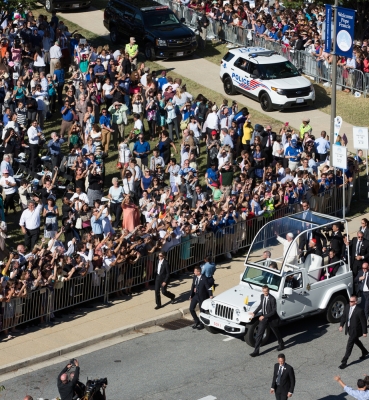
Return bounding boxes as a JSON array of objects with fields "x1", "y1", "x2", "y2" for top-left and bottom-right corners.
[
  {"x1": 220, "y1": 47, "x2": 315, "y2": 112},
  {"x1": 200, "y1": 211, "x2": 352, "y2": 347}
]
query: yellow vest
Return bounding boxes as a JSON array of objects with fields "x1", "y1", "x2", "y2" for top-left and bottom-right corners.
[
  {"x1": 125, "y1": 44, "x2": 138, "y2": 57},
  {"x1": 299, "y1": 123, "x2": 312, "y2": 139}
]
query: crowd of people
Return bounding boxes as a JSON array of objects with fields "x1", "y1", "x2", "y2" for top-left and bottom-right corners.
[{"x1": 0, "y1": 4, "x2": 361, "y2": 341}]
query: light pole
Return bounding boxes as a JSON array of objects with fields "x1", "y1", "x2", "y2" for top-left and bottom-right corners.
[{"x1": 329, "y1": 0, "x2": 339, "y2": 160}]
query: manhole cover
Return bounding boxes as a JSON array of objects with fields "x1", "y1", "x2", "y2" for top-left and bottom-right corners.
[{"x1": 161, "y1": 318, "x2": 194, "y2": 330}]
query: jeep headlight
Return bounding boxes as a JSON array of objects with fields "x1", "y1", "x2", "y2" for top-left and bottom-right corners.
[
  {"x1": 309, "y1": 84, "x2": 314, "y2": 92},
  {"x1": 156, "y1": 39, "x2": 167, "y2": 47},
  {"x1": 235, "y1": 308, "x2": 240, "y2": 316},
  {"x1": 271, "y1": 87, "x2": 286, "y2": 95},
  {"x1": 211, "y1": 300, "x2": 216, "y2": 308}
]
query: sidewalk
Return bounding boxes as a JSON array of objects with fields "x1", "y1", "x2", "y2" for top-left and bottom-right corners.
[
  {"x1": 56, "y1": 8, "x2": 355, "y2": 153},
  {"x1": 0, "y1": 212, "x2": 365, "y2": 373}
]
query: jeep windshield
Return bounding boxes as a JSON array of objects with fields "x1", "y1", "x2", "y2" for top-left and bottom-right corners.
[
  {"x1": 242, "y1": 266, "x2": 281, "y2": 291},
  {"x1": 257, "y1": 61, "x2": 299, "y2": 79},
  {"x1": 143, "y1": 11, "x2": 180, "y2": 27}
]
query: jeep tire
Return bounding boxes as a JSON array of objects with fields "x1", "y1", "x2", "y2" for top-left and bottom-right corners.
[
  {"x1": 145, "y1": 44, "x2": 156, "y2": 61},
  {"x1": 259, "y1": 92, "x2": 273, "y2": 112},
  {"x1": 244, "y1": 320, "x2": 270, "y2": 347},
  {"x1": 326, "y1": 294, "x2": 347, "y2": 323},
  {"x1": 223, "y1": 76, "x2": 236, "y2": 95}
]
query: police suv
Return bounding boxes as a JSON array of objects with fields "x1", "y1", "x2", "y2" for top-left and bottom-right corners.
[{"x1": 220, "y1": 47, "x2": 315, "y2": 112}]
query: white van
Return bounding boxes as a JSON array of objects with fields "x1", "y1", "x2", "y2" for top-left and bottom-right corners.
[{"x1": 220, "y1": 47, "x2": 315, "y2": 112}]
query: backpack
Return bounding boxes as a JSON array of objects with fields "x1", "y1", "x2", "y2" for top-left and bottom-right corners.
[{"x1": 208, "y1": 144, "x2": 218, "y2": 160}]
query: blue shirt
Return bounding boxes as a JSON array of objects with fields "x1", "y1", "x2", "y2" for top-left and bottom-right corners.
[
  {"x1": 206, "y1": 167, "x2": 218, "y2": 183},
  {"x1": 255, "y1": 24, "x2": 266, "y2": 35},
  {"x1": 201, "y1": 262, "x2": 216, "y2": 277},
  {"x1": 94, "y1": 64, "x2": 105, "y2": 75},
  {"x1": 315, "y1": 137, "x2": 330, "y2": 154},
  {"x1": 99, "y1": 115, "x2": 111, "y2": 128},
  {"x1": 47, "y1": 138, "x2": 65, "y2": 155},
  {"x1": 54, "y1": 69, "x2": 64, "y2": 84},
  {"x1": 2, "y1": 114, "x2": 10, "y2": 125},
  {"x1": 223, "y1": 134, "x2": 234, "y2": 148},
  {"x1": 343, "y1": 386, "x2": 369, "y2": 400},
  {"x1": 157, "y1": 76, "x2": 168, "y2": 91},
  {"x1": 285, "y1": 146, "x2": 302, "y2": 162},
  {"x1": 61, "y1": 106, "x2": 74, "y2": 122},
  {"x1": 91, "y1": 215, "x2": 104, "y2": 234},
  {"x1": 133, "y1": 141, "x2": 150, "y2": 159}
]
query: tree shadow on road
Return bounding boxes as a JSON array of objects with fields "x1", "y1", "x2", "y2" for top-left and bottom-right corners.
[{"x1": 317, "y1": 394, "x2": 348, "y2": 400}]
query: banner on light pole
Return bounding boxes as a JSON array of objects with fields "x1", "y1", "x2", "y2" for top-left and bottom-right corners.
[
  {"x1": 325, "y1": 5, "x2": 332, "y2": 52},
  {"x1": 334, "y1": 116, "x2": 343, "y2": 142},
  {"x1": 335, "y1": 6, "x2": 356, "y2": 58}
]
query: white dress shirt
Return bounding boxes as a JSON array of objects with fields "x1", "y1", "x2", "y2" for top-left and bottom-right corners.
[
  {"x1": 157, "y1": 259, "x2": 163, "y2": 275},
  {"x1": 205, "y1": 112, "x2": 219, "y2": 130},
  {"x1": 27, "y1": 126, "x2": 39, "y2": 145},
  {"x1": 49, "y1": 44, "x2": 62, "y2": 59},
  {"x1": 19, "y1": 204, "x2": 43, "y2": 229}
]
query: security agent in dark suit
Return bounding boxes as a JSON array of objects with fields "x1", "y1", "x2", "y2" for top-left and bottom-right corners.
[
  {"x1": 271, "y1": 353, "x2": 295, "y2": 400},
  {"x1": 348, "y1": 232, "x2": 369, "y2": 277},
  {"x1": 154, "y1": 251, "x2": 175, "y2": 310},
  {"x1": 189, "y1": 265, "x2": 213, "y2": 330},
  {"x1": 338, "y1": 295, "x2": 368, "y2": 369},
  {"x1": 325, "y1": 223, "x2": 344, "y2": 257},
  {"x1": 354, "y1": 262, "x2": 369, "y2": 319},
  {"x1": 250, "y1": 285, "x2": 284, "y2": 357}
]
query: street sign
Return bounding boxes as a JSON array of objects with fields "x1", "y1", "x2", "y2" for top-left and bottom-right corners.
[
  {"x1": 353, "y1": 127, "x2": 369, "y2": 150},
  {"x1": 332, "y1": 145, "x2": 347, "y2": 170}
]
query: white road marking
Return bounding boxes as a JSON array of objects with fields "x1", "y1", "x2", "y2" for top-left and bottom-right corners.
[
  {"x1": 220, "y1": 334, "x2": 235, "y2": 342},
  {"x1": 197, "y1": 396, "x2": 217, "y2": 400}
]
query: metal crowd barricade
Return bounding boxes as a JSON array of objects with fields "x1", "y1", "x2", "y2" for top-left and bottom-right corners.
[
  {"x1": 365, "y1": 73, "x2": 369, "y2": 97},
  {"x1": 53, "y1": 271, "x2": 107, "y2": 313},
  {"x1": 0, "y1": 287, "x2": 52, "y2": 332}
]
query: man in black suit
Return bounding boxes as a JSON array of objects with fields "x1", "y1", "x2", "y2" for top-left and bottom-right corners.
[
  {"x1": 189, "y1": 265, "x2": 213, "y2": 330},
  {"x1": 348, "y1": 231, "x2": 369, "y2": 277},
  {"x1": 250, "y1": 285, "x2": 284, "y2": 357},
  {"x1": 154, "y1": 251, "x2": 175, "y2": 310},
  {"x1": 338, "y1": 295, "x2": 368, "y2": 369},
  {"x1": 354, "y1": 262, "x2": 369, "y2": 319},
  {"x1": 260, "y1": 125, "x2": 276, "y2": 165},
  {"x1": 270, "y1": 353, "x2": 295, "y2": 400},
  {"x1": 325, "y1": 223, "x2": 344, "y2": 257}
]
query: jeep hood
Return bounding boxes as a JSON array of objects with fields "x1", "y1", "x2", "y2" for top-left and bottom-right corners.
[
  {"x1": 148, "y1": 25, "x2": 194, "y2": 39},
  {"x1": 265, "y1": 75, "x2": 312, "y2": 89},
  {"x1": 214, "y1": 284, "x2": 263, "y2": 309}
]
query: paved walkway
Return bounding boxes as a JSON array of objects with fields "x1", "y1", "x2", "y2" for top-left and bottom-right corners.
[{"x1": 0, "y1": 213, "x2": 365, "y2": 371}]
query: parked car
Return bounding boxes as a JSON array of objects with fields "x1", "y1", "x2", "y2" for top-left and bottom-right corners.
[
  {"x1": 103, "y1": 0, "x2": 197, "y2": 60},
  {"x1": 220, "y1": 47, "x2": 315, "y2": 111}
]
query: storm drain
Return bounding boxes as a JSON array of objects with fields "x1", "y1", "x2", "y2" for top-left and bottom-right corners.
[{"x1": 161, "y1": 318, "x2": 194, "y2": 330}]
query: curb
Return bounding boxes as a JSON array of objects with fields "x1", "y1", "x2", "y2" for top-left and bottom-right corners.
[{"x1": 0, "y1": 307, "x2": 190, "y2": 375}]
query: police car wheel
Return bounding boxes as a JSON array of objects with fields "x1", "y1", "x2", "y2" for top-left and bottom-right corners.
[
  {"x1": 223, "y1": 76, "x2": 236, "y2": 95},
  {"x1": 244, "y1": 319, "x2": 270, "y2": 347},
  {"x1": 259, "y1": 93, "x2": 273, "y2": 112}
]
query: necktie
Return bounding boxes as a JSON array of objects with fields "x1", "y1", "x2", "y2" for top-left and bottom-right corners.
[
  {"x1": 263, "y1": 297, "x2": 267, "y2": 315},
  {"x1": 268, "y1": 134, "x2": 271, "y2": 147},
  {"x1": 357, "y1": 240, "x2": 362, "y2": 256},
  {"x1": 348, "y1": 306, "x2": 354, "y2": 327},
  {"x1": 226, "y1": 117, "x2": 229, "y2": 127},
  {"x1": 196, "y1": 277, "x2": 199, "y2": 291},
  {"x1": 276, "y1": 366, "x2": 283, "y2": 385}
]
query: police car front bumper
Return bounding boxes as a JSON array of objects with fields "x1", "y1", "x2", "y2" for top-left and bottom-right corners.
[
  {"x1": 200, "y1": 312, "x2": 245, "y2": 334},
  {"x1": 273, "y1": 98, "x2": 315, "y2": 110}
]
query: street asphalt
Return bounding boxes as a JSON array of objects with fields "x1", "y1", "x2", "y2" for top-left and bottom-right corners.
[{"x1": 2, "y1": 314, "x2": 368, "y2": 400}]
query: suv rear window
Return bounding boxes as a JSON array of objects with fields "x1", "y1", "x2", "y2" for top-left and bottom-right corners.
[
  {"x1": 143, "y1": 10, "x2": 180, "y2": 27},
  {"x1": 222, "y1": 52, "x2": 235, "y2": 62}
]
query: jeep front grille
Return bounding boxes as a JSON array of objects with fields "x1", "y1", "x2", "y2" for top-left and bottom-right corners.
[{"x1": 215, "y1": 304, "x2": 234, "y2": 320}]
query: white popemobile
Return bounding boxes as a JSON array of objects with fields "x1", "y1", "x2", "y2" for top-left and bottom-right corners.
[
  {"x1": 200, "y1": 211, "x2": 353, "y2": 347},
  {"x1": 220, "y1": 47, "x2": 315, "y2": 112}
]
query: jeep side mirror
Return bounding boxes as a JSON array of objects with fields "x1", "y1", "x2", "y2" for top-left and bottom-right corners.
[
  {"x1": 283, "y1": 287, "x2": 293, "y2": 296},
  {"x1": 297, "y1": 68, "x2": 303, "y2": 74},
  {"x1": 180, "y1": 17, "x2": 185, "y2": 23}
]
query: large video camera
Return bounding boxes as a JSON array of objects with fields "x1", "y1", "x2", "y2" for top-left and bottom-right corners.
[{"x1": 83, "y1": 378, "x2": 108, "y2": 399}]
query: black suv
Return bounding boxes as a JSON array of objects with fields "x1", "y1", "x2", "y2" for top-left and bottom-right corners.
[
  {"x1": 40, "y1": 0, "x2": 91, "y2": 12},
  {"x1": 103, "y1": 0, "x2": 197, "y2": 60}
]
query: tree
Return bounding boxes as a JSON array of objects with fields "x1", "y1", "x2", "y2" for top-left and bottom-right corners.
[{"x1": 0, "y1": 0, "x2": 37, "y2": 27}]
